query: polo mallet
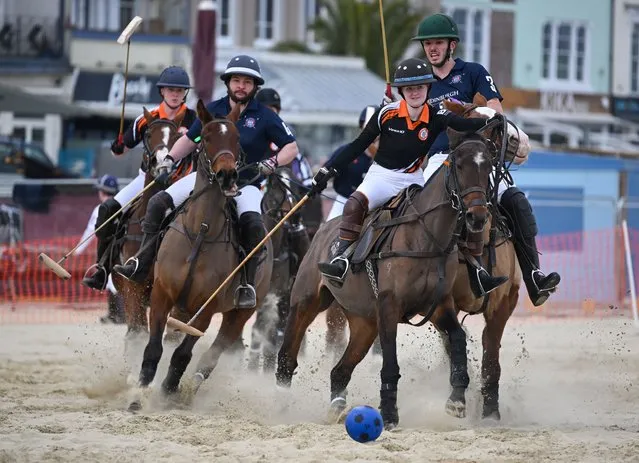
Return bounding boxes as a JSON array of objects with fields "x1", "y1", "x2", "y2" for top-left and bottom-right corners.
[
  {"x1": 166, "y1": 194, "x2": 312, "y2": 337},
  {"x1": 39, "y1": 180, "x2": 159, "y2": 279},
  {"x1": 116, "y1": 16, "x2": 143, "y2": 145},
  {"x1": 378, "y1": 0, "x2": 392, "y2": 99}
]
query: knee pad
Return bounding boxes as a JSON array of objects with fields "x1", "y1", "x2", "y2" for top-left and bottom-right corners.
[
  {"x1": 240, "y1": 211, "x2": 266, "y2": 247},
  {"x1": 96, "y1": 198, "x2": 121, "y2": 240},
  {"x1": 499, "y1": 187, "x2": 537, "y2": 239},
  {"x1": 143, "y1": 191, "x2": 174, "y2": 233}
]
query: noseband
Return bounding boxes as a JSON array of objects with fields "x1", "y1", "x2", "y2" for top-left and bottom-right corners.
[
  {"x1": 198, "y1": 119, "x2": 238, "y2": 185},
  {"x1": 445, "y1": 140, "x2": 490, "y2": 214}
]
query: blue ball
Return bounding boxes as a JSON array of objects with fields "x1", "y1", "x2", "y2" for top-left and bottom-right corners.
[{"x1": 344, "y1": 405, "x2": 384, "y2": 443}]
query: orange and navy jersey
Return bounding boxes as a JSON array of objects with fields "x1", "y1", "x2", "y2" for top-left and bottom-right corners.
[
  {"x1": 121, "y1": 103, "x2": 197, "y2": 150},
  {"x1": 326, "y1": 100, "x2": 488, "y2": 173}
]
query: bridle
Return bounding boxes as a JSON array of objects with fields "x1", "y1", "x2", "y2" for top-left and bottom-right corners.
[
  {"x1": 142, "y1": 118, "x2": 180, "y2": 167},
  {"x1": 197, "y1": 119, "x2": 240, "y2": 186}
]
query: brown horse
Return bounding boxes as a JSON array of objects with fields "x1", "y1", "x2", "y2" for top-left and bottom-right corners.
[
  {"x1": 248, "y1": 166, "x2": 310, "y2": 372},
  {"x1": 320, "y1": 95, "x2": 524, "y2": 420},
  {"x1": 128, "y1": 100, "x2": 273, "y2": 411},
  {"x1": 111, "y1": 108, "x2": 187, "y2": 336},
  {"x1": 440, "y1": 95, "x2": 523, "y2": 420},
  {"x1": 277, "y1": 129, "x2": 499, "y2": 429}
]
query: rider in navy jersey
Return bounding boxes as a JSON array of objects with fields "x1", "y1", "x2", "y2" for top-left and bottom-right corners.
[
  {"x1": 114, "y1": 55, "x2": 301, "y2": 309},
  {"x1": 413, "y1": 13, "x2": 560, "y2": 306}
]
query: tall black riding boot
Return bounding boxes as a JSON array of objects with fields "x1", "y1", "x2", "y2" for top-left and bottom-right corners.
[
  {"x1": 466, "y1": 254, "x2": 509, "y2": 298},
  {"x1": 500, "y1": 187, "x2": 561, "y2": 306},
  {"x1": 113, "y1": 191, "x2": 173, "y2": 283},
  {"x1": 82, "y1": 198, "x2": 121, "y2": 290},
  {"x1": 318, "y1": 191, "x2": 368, "y2": 281},
  {"x1": 235, "y1": 212, "x2": 267, "y2": 309}
]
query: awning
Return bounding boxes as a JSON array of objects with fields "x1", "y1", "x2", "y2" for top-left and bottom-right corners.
[
  {"x1": 72, "y1": 69, "x2": 163, "y2": 119},
  {"x1": 0, "y1": 82, "x2": 89, "y2": 117}
]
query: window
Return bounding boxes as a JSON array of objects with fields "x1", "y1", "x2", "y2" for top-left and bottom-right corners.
[
  {"x1": 303, "y1": 0, "x2": 322, "y2": 47},
  {"x1": 254, "y1": 0, "x2": 278, "y2": 47},
  {"x1": 442, "y1": 6, "x2": 490, "y2": 67},
  {"x1": 218, "y1": 0, "x2": 234, "y2": 46},
  {"x1": 70, "y1": 0, "x2": 120, "y2": 32},
  {"x1": 540, "y1": 20, "x2": 589, "y2": 89},
  {"x1": 632, "y1": 21, "x2": 639, "y2": 93}
]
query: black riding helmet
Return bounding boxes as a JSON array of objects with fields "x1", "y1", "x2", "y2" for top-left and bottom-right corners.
[
  {"x1": 256, "y1": 87, "x2": 281, "y2": 110},
  {"x1": 391, "y1": 58, "x2": 437, "y2": 101},
  {"x1": 220, "y1": 55, "x2": 265, "y2": 86}
]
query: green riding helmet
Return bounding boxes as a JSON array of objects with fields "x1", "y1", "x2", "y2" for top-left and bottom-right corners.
[
  {"x1": 391, "y1": 58, "x2": 437, "y2": 88},
  {"x1": 412, "y1": 13, "x2": 460, "y2": 42}
]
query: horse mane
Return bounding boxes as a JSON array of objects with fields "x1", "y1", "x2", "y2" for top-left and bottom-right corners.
[{"x1": 227, "y1": 101, "x2": 241, "y2": 123}]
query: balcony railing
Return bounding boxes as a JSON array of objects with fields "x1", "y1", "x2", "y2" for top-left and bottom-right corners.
[{"x1": 0, "y1": 15, "x2": 64, "y2": 58}]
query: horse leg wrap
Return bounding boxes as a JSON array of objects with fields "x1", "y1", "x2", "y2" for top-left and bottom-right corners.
[{"x1": 449, "y1": 328, "x2": 470, "y2": 388}]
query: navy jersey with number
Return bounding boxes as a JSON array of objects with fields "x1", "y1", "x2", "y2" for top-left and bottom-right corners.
[
  {"x1": 186, "y1": 96, "x2": 295, "y2": 183},
  {"x1": 427, "y1": 58, "x2": 502, "y2": 156}
]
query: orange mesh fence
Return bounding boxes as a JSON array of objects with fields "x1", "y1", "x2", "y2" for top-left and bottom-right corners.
[
  {"x1": 1, "y1": 228, "x2": 638, "y2": 323},
  {"x1": 1, "y1": 235, "x2": 107, "y2": 323},
  {"x1": 515, "y1": 227, "x2": 635, "y2": 319}
]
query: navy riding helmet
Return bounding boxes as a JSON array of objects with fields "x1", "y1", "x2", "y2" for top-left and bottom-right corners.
[{"x1": 221, "y1": 55, "x2": 265, "y2": 86}]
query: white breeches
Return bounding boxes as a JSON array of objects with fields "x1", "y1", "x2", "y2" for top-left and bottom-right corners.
[
  {"x1": 326, "y1": 194, "x2": 348, "y2": 221},
  {"x1": 356, "y1": 163, "x2": 425, "y2": 210},
  {"x1": 423, "y1": 152, "x2": 514, "y2": 202},
  {"x1": 114, "y1": 169, "x2": 145, "y2": 205},
  {"x1": 165, "y1": 172, "x2": 263, "y2": 215}
]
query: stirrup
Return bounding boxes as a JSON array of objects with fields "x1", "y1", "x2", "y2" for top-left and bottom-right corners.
[
  {"x1": 82, "y1": 264, "x2": 107, "y2": 290},
  {"x1": 475, "y1": 268, "x2": 505, "y2": 296},
  {"x1": 115, "y1": 256, "x2": 140, "y2": 280},
  {"x1": 320, "y1": 256, "x2": 350, "y2": 282},
  {"x1": 532, "y1": 269, "x2": 559, "y2": 292},
  {"x1": 234, "y1": 284, "x2": 257, "y2": 309}
]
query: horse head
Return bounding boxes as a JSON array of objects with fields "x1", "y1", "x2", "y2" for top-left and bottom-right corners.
[
  {"x1": 444, "y1": 132, "x2": 494, "y2": 233},
  {"x1": 142, "y1": 106, "x2": 185, "y2": 177},
  {"x1": 443, "y1": 93, "x2": 531, "y2": 165},
  {"x1": 196, "y1": 99, "x2": 241, "y2": 196},
  {"x1": 263, "y1": 167, "x2": 302, "y2": 217}
]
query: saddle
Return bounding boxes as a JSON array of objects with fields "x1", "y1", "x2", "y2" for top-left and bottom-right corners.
[{"x1": 347, "y1": 184, "x2": 424, "y2": 272}]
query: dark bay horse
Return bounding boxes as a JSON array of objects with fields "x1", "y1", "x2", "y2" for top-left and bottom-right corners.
[
  {"x1": 319, "y1": 95, "x2": 526, "y2": 420},
  {"x1": 128, "y1": 100, "x2": 273, "y2": 411},
  {"x1": 439, "y1": 94, "x2": 524, "y2": 419},
  {"x1": 277, "y1": 130, "x2": 498, "y2": 429},
  {"x1": 111, "y1": 108, "x2": 188, "y2": 337},
  {"x1": 248, "y1": 167, "x2": 310, "y2": 372}
]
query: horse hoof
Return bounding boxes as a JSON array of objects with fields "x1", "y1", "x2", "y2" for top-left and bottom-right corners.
[
  {"x1": 445, "y1": 399, "x2": 466, "y2": 418},
  {"x1": 384, "y1": 420, "x2": 399, "y2": 431},
  {"x1": 482, "y1": 408, "x2": 501, "y2": 421},
  {"x1": 128, "y1": 400, "x2": 142, "y2": 413},
  {"x1": 327, "y1": 397, "x2": 348, "y2": 424}
]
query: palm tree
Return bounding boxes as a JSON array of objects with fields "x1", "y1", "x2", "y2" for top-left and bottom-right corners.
[{"x1": 310, "y1": 0, "x2": 429, "y2": 80}]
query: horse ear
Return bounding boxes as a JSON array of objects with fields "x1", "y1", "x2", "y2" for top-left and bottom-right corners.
[
  {"x1": 446, "y1": 128, "x2": 464, "y2": 149},
  {"x1": 227, "y1": 102, "x2": 241, "y2": 123},
  {"x1": 196, "y1": 99, "x2": 213, "y2": 125},
  {"x1": 143, "y1": 106, "x2": 156, "y2": 124},
  {"x1": 443, "y1": 99, "x2": 465, "y2": 115},
  {"x1": 473, "y1": 93, "x2": 488, "y2": 107}
]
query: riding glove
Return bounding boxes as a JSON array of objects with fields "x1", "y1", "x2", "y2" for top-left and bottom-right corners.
[
  {"x1": 110, "y1": 139, "x2": 125, "y2": 155},
  {"x1": 155, "y1": 155, "x2": 174, "y2": 187},
  {"x1": 309, "y1": 167, "x2": 336, "y2": 197},
  {"x1": 258, "y1": 157, "x2": 278, "y2": 176}
]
